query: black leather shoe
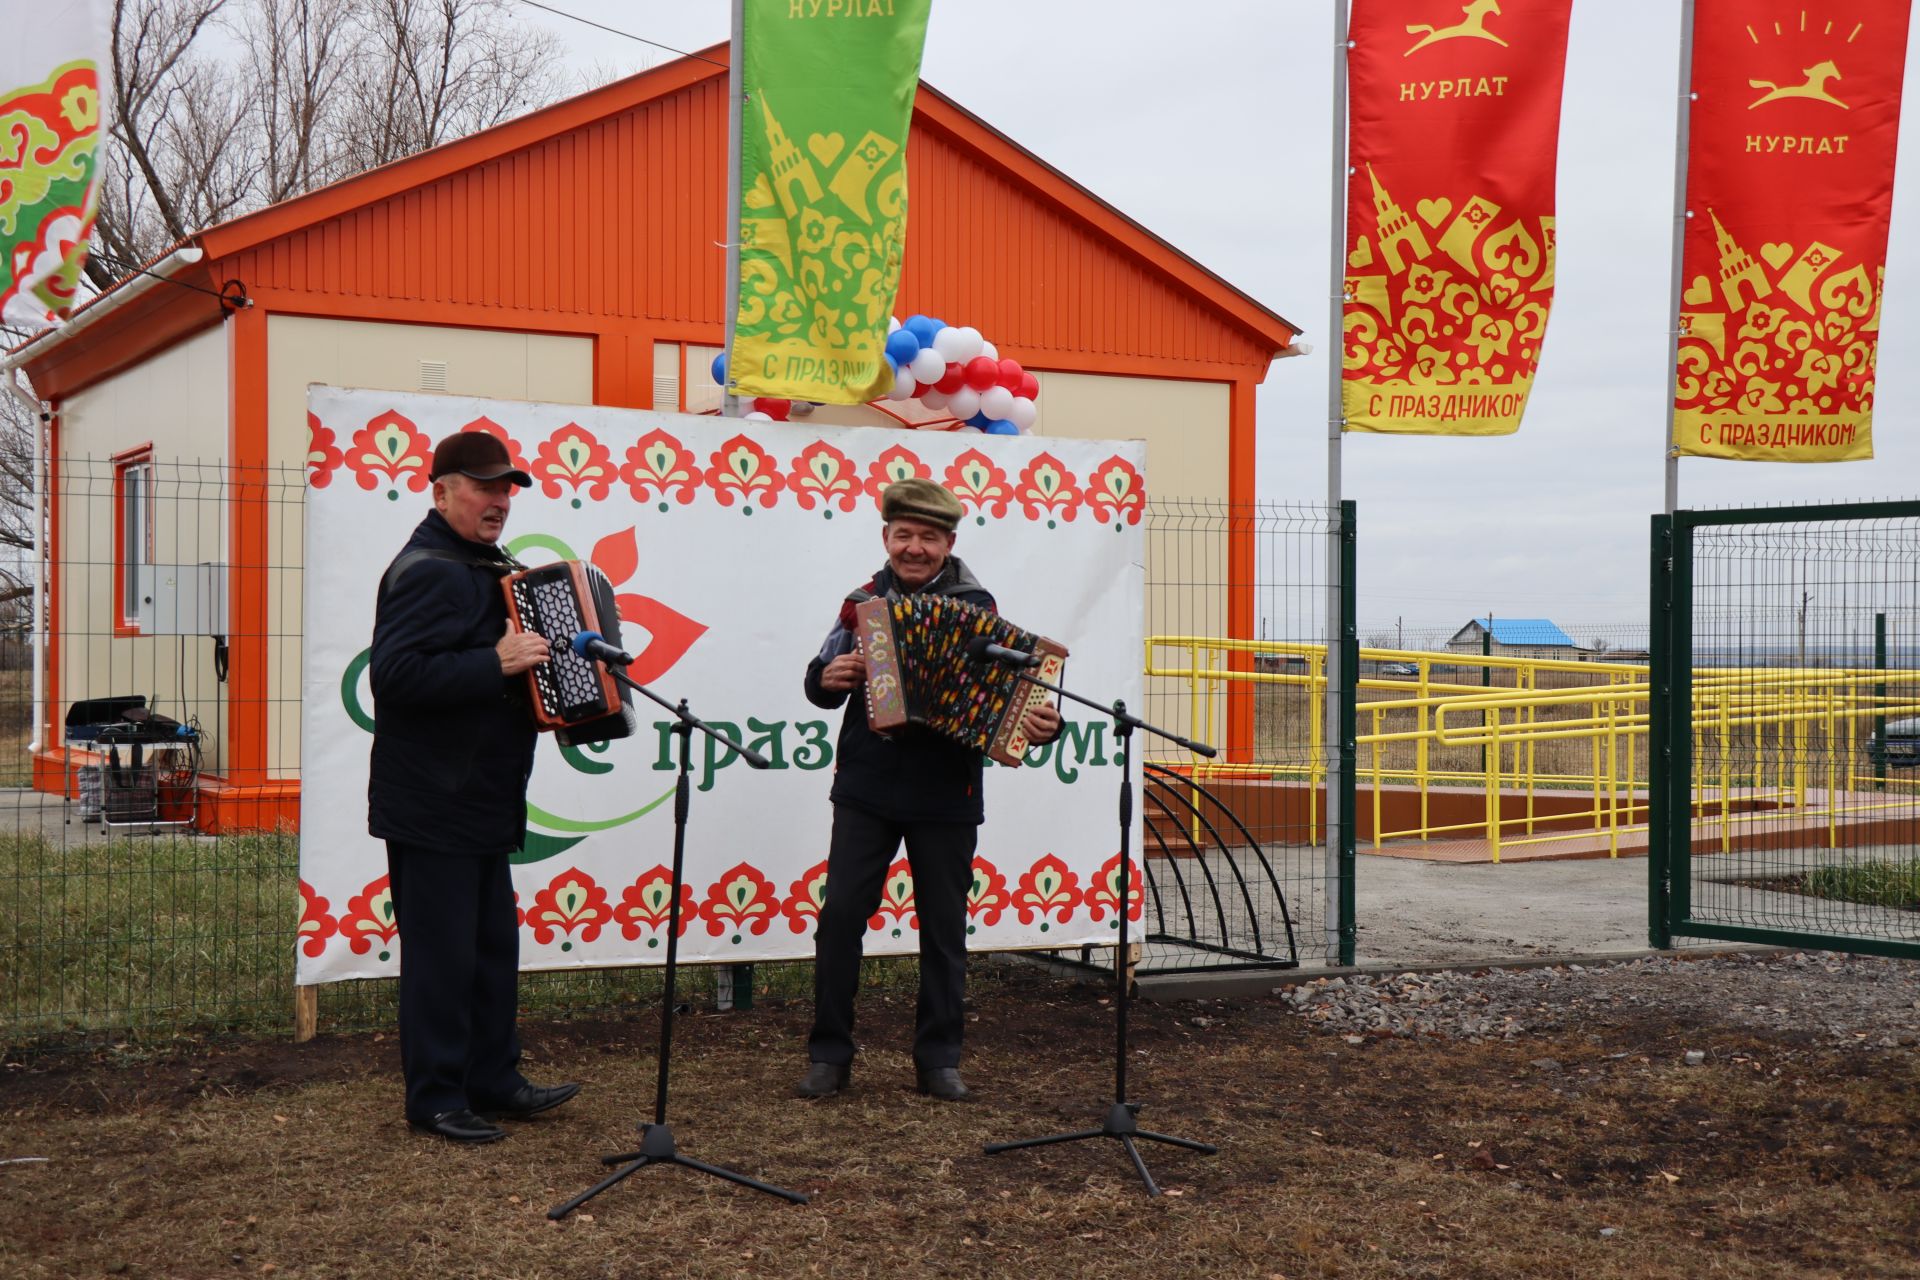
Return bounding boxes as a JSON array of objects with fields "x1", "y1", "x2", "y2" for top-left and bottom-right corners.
[
  {"x1": 796, "y1": 1061, "x2": 851, "y2": 1098},
  {"x1": 916, "y1": 1067, "x2": 971, "y2": 1102},
  {"x1": 410, "y1": 1108, "x2": 508, "y2": 1144},
  {"x1": 476, "y1": 1081, "x2": 581, "y2": 1120}
]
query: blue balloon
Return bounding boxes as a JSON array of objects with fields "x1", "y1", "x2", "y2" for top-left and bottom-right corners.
[
  {"x1": 968, "y1": 411, "x2": 991, "y2": 426},
  {"x1": 710, "y1": 352, "x2": 728, "y2": 384},
  {"x1": 984, "y1": 419, "x2": 1020, "y2": 436},
  {"x1": 904, "y1": 315, "x2": 942, "y2": 346},
  {"x1": 884, "y1": 328, "x2": 921, "y2": 365}
]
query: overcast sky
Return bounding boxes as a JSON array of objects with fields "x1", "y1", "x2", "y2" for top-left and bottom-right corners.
[{"x1": 516, "y1": 0, "x2": 1920, "y2": 632}]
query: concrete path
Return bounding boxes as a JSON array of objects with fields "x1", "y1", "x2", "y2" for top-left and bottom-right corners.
[{"x1": 1352, "y1": 851, "x2": 1652, "y2": 966}]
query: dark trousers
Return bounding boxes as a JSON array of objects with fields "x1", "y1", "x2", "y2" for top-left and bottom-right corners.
[
  {"x1": 387, "y1": 842, "x2": 527, "y2": 1122},
  {"x1": 807, "y1": 804, "x2": 977, "y2": 1071}
]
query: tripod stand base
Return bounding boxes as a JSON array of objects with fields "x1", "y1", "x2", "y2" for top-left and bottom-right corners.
[
  {"x1": 984, "y1": 1101, "x2": 1216, "y2": 1197},
  {"x1": 547, "y1": 1121, "x2": 807, "y2": 1218}
]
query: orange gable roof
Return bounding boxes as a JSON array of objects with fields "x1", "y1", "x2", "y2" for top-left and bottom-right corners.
[{"x1": 21, "y1": 44, "x2": 1298, "y2": 396}]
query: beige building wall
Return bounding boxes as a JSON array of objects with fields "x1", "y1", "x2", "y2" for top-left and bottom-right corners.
[
  {"x1": 265, "y1": 317, "x2": 593, "y2": 776},
  {"x1": 56, "y1": 326, "x2": 231, "y2": 770}
]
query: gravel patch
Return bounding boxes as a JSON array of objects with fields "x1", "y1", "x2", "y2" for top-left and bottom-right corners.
[{"x1": 1275, "y1": 950, "x2": 1920, "y2": 1048}]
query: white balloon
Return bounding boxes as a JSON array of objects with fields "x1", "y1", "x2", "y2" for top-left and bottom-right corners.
[
  {"x1": 979, "y1": 340, "x2": 998, "y2": 362},
  {"x1": 888, "y1": 315, "x2": 901, "y2": 333},
  {"x1": 909, "y1": 348, "x2": 946, "y2": 383},
  {"x1": 950, "y1": 326, "x2": 985, "y2": 363},
  {"x1": 946, "y1": 387, "x2": 981, "y2": 421},
  {"x1": 980, "y1": 386, "x2": 1015, "y2": 420},
  {"x1": 930, "y1": 324, "x2": 968, "y2": 362},
  {"x1": 887, "y1": 368, "x2": 917, "y2": 401},
  {"x1": 1008, "y1": 396, "x2": 1038, "y2": 430},
  {"x1": 919, "y1": 388, "x2": 951, "y2": 411},
  {"x1": 744, "y1": 411, "x2": 773, "y2": 421}
]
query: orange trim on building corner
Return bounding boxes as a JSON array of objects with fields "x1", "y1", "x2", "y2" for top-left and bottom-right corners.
[
  {"x1": 227, "y1": 308, "x2": 271, "y2": 787},
  {"x1": 1225, "y1": 377, "x2": 1258, "y2": 764}
]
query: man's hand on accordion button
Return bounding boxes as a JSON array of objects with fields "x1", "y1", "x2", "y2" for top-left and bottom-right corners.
[
  {"x1": 819, "y1": 653, "x2": 866, "y2": 692},
  {"x1": 1023, "y1": 702, "x2": 1063, "y2": 745},
  {"x1": 496, "y1": 631, "x2": 551, "y2": 676}
]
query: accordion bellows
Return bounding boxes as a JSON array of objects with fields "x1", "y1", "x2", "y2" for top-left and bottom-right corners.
[
  {"x1": 501, "y1": 560, "x2": 637, "y2": 745},
  {"x1": 855, "y1": 596, "x2": 1067, "y2": 766}
]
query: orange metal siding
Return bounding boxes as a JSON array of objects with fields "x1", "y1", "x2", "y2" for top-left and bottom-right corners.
[{"x1": 215, "y1": 75, "x2": 1281, "y2": 381}]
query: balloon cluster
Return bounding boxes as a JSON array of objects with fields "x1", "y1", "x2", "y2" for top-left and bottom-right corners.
[
  {"x1": 710, "y1": 313, "x2": 1039, "y2": 435},
  {"x1": 879, "y1": 314, "x2": 1038, "y2": 436}
]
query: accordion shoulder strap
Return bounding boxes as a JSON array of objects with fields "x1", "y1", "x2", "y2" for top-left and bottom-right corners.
[{"x1": 379, "y1": 547, "x2": 514, "y2": 601}]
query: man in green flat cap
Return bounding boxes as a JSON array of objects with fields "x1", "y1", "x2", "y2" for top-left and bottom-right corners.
[{"x1": 798, "y1": 477, "x2": 1060, "y2": 1102}]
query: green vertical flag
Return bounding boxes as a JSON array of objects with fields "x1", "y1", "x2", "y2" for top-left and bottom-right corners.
[{"x1": 730, "y1": 0, "x2": 932, "y2": 405}]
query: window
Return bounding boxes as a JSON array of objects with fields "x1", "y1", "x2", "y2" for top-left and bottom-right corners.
[{"x1": 113, "y1": 447, "x2": 153, "y2": 634}]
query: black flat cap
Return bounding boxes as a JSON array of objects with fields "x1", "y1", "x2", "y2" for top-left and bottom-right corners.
[{"x1": 429, "y1": 431, "x2": 533, "y2": 488}]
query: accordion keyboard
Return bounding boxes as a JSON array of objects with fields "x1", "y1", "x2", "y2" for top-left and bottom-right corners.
[{"x1": 515, "y1": 572, "x2": 601, "y2": 719}]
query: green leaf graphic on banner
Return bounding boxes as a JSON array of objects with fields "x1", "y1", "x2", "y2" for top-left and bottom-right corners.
[
  {"x1": 512, "y1": 832, "x2": 586, "y2": 865},
  {"x1": 340, "y1": 649, "x2": 374, "y2": 732},
  {"x1": 526, "y1": 787, "x2": 675, "y2": 834}
]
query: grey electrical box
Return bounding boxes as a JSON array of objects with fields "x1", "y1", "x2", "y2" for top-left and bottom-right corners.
[{"x1": 135, "y1": 562, "x2": 228, "y2": 636}]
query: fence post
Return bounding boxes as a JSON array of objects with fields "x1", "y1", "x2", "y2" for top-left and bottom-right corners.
[
  {"x1": 1336, "y1": 501, "x2": 1357, "y2": 967},
  {"x1": 1874, "y1": 612, "x2": 1887, "y2": 791},
  {"x1": 1648, "y1": 514, "x2": 1675, "y2": 949}
]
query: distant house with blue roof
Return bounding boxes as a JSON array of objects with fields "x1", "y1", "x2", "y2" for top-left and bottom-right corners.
[{"x1": 1446, "y1": 617, "x2": 1578, "y2": 660}]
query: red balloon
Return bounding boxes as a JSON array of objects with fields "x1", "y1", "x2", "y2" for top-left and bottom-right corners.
[
  {"x1": 963, "y1": 355, "x2": 1000, "y2": 392},
  {"x1": 752, "y1": 397, "x2": 791, "y2": 421},
  {"x1": 1016, "y1": 371, "x2": 1040, "y2": 400},
  {"x1": 996, "y1": 357, "x2": 1025, "y2": 390},
  {"x1": 935, "y1": 362, "x2": 966, "y2": 394}
]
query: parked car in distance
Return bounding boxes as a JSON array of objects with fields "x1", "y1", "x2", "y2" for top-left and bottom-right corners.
[
  {"x1": 1883, "y1": 717, "x2": 1920, "y2": 768},
  {"x1": 1379, "y1": 662, "x2": 1420, "y2": 678}
]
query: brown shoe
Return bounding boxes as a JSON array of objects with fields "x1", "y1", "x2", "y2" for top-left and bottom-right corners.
[
  {"x1": 916, "y1": 1067, "x2": 971, "y2": 1102},
  {"x1": 796, "y1": 1061, "x2": 851, "y2": 1098}
]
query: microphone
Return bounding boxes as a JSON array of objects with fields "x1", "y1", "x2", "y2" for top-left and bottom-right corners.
[
  {"x1": 967, "y1": 635, "x2": 1042, "y2": 668},
  {"x1": 572, "y1": 630, "x2": 634, "y2": 667}
]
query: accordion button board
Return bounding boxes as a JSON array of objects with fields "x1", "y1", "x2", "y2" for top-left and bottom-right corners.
[{"x1": 502, "y1": 560, "x2": 623, "y2": 732}]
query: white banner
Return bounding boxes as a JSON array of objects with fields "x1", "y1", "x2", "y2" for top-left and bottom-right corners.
[{"x1": 297, "y1": 388, "x2": 1148, "y2": 984}]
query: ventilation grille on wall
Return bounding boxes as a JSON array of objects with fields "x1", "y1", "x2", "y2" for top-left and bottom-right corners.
[
  {"x1": 419, "y1": 360, "x2": 448, "y2": 392},
  {"x1": 653, "y1": 374, "x2": 680, "y2": 412}
]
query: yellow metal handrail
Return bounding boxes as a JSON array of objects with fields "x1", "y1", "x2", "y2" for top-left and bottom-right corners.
[{"x1": 1145, "y1": 636, "x2": 1920, "y2": 863}]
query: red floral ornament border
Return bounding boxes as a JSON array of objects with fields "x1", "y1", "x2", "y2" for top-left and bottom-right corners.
[
  {"x1": 297, "y1": 852, "x2": 1143, "y2": 963},
  {"x1": 307, "y1": 411, "x2": 1146, "y2": 528}
]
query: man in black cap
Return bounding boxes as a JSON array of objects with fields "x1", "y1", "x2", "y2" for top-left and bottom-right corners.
[
  {"x1": 798, "y1": 477, "x2": 1061, "y2": 1102},
  {"x1": 368, "y1": 431, "x2": 580, "y2": 1143}
]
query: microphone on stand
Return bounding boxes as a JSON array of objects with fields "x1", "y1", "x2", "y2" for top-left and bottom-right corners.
[
  {"x1": 573, "y1": 630, "x2": 635, "y2": 668},
  {"x1": 968, "y1": 635, "x2": 1043, "y2": 669}
]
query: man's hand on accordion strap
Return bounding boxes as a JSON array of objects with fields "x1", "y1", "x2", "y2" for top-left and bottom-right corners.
[
  {"x1": 819, "y1": 653, "x2": 866, "y2": 692},
  {"x1": 496, "y1": 631, "x2": 551, "y2": 676},
  {"x1": 1022, "y1": 702, "x2": 1062, "y2": 745}
]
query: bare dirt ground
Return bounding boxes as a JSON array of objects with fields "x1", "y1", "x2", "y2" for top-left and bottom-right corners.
[{"x1": 4, "y1": 958, "x2": 1918, "y2": 1280}]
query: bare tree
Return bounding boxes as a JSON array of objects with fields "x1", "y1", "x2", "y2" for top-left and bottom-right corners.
[
  {"x1": 88, "y1": 0, "x2": 562, "y2": 278},
  {"x1": 335, "y1": 0, "x2": 561, "y2": 172}
]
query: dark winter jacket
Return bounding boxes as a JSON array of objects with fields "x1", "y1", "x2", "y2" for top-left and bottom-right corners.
[
  {"x1": 803, "y1": 557, "x2": 995, "y2": 825},
  {"x1": 367, "y1": 510, "x2": 537, "y2": 854}
]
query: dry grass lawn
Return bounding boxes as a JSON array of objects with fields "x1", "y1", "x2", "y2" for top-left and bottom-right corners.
[{"x1": 3, "y1": 966, "x2": 1918, "y2": 1279}]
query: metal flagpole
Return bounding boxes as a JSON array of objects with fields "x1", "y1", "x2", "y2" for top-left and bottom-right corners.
[
  {"x1": 721, "y1": 0, "x2": 746, "y2": 420},
  {"x1": 1663, "y1": 0, "x2": 1697, "y2": 513},
  {"x1": 1324, "y1": 0, "x2": 1351, "y2": 966}
]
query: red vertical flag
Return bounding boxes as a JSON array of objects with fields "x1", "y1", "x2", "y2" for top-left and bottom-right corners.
[
  {"x1": 1343, "y1": 0, "x2": 1574, "y2": 436},
  {"x1": 1674, "y1": 1, "x2": 1911, "y2": 462}
]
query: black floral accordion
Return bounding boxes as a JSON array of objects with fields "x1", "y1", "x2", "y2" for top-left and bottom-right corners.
[{"x1": 855, "y1": 595, "x2": 1066, "y2": 766}]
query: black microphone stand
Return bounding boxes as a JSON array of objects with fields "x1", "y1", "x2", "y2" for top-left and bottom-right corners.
[
  {"x1": 984, "y1": 668, "x2": 1219, "y2": 1197},
  {"x1": 548, "y1": 667, "x2": 806, "y2": 1217}
]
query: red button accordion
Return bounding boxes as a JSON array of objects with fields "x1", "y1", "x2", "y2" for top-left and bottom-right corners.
[
  {"x1": 500, "y1": 560, "x2": 636, "y2": 745},
  {"x1": 855, "y1": 595, "x2": 1067, "y2": 766}
]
